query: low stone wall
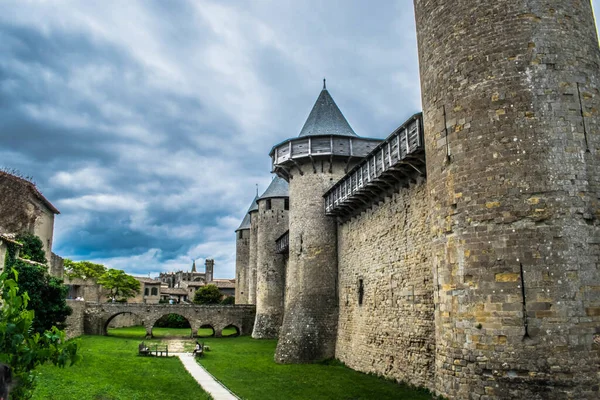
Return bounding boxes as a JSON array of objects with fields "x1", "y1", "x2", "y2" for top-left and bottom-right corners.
[
  {"x1": 65, "y1": 300, "x2": 86, "y2": 339},
  {"x1": 335, "y1": 178, "x2": 435, "y2": 389}
]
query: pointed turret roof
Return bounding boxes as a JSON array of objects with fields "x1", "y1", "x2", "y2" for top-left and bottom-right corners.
[
  {"x1": 259, "y1": 176, "x2": 289, "y2": 199},
  {"x1": 298, "y1": 83, "x2": 357, "y2": 138},
  {"x1": 248, "y1": 194, "x2": 259, "y2": 213},
  {"x1": 235, "y1": 194, "x2": 258, "y2": 231},
  {"x1": 236, "y1": 213, "x2": 251, "y2": 231},
  {"x1": 191, "y1": 260, "x2": 197, "y2": 272}
]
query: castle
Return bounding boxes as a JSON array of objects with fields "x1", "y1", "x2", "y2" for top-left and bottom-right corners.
[{"x1": 235, "y1": 1, "x2": 600, "y2": 399}]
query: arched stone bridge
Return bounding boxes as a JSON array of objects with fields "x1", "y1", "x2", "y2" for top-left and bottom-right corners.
[{"x1": 83, "y1": 303, "x2": 256, "y2": 337}]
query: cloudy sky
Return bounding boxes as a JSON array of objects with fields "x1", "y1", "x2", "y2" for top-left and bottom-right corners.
[{"x1": 1, "y1": 1, "x2": 599, "y2": 279}]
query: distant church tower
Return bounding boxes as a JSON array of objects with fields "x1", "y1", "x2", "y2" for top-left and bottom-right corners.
[
  {"x1": 414, "y1": 0, "x2": 600, "y2": 398},
  {"x1": 271, "y1": 82, "x2": 381, "y2": 362},
  {"x1": 252, "y1": 176, "x2": 289, "y2": 339},
  {"x1": 235, "y1": 199, "x2": 253, "y2": 304},
  {"x1": 204, "y1": 259, "x2": 214, "y2": 283}
]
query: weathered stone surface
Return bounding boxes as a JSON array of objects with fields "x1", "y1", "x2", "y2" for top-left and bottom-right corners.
[
  {"x1": 248, "y1": 211, "x2": 259, "y2": 305},
  {"x1": 336, "y1": 178, "x2": 435, "y2": 390},
  {"x1": 253, "y1": 197, "x2": 288, "y2": 338},
  {"x1": 275, "y1": 160, "x2": 348, "y2": 363},
  {"x1": 64, "y1": 300, "x2": 85, "y2": 339},
  {"x1": 414, "y1": 0, "x2": 600, "y2": 398},
  {"x1": 235, "y1": 228, "x2": 250, "y2": 304}
]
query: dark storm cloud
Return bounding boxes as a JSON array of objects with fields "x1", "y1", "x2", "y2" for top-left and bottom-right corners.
[{"x1": 2, "y1": 1, "x2": 597, "y2": 278}]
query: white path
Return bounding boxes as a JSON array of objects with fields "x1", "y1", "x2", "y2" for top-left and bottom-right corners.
[{"x1": 176, "y1": 353, "x2": 239, "y2": 400}]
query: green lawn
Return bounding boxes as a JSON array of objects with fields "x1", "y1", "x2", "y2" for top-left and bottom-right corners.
[
  {"x1": 31, "y1": 335, "x2": 212, "y2": 400},
  {"x1": 198, "y1": 336, "x2": 434, "y2": 400},
  {"x1": 31, "y1": 331, "x2": 433, "y2": 400}
]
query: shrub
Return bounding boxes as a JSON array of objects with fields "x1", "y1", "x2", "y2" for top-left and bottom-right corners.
[
  {"x1": 154, "y1": 314, "x2": 190, "y2": 328},
  {"x1": 220, "y1": 296, "x2": 235, "y2": 305}
]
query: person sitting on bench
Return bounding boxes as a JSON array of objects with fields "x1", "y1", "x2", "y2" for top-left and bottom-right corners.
[{"x1": 193, "y1": 341, "x2": 203, "y2": 357}]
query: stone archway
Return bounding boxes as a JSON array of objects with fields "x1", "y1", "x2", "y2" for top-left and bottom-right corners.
[
  {"x1": 148, "y1": 313, "x2": 193, "y2": 338},
  {"x1": 103, "y1": 311, "x2": 142, "y2": 336}
]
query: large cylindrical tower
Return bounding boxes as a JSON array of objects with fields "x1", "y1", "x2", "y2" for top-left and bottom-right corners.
[
  {"x1": 414, "y1": 1, "x2": 600, "y2": 398},
  {"x1": 247, "y1": 196, "x2": 259, "y2": 305},
  {"x1": 271, "y1": 82, "x2": 382, "y2": 363},
  {"x1": 234, "y1": 198, "x2": 253, "y2": 304},
  {"x1": 252, "y1": 176, "x2": 289, "y2": 338}
]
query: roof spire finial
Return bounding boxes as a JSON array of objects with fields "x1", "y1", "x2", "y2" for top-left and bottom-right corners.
[
  {"x1": 323, "y1": 78, "x2": 326, "y2": 90},
  {"x1": 256, "y1": 183, "x2": 259, "y2": 196}
]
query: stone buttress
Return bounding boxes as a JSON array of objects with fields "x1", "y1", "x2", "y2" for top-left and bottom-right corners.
[
  {"x1": 252, "y1": 176, "x2": 289, "y2": 338},
  {"x1": 414, "y1": 0, "x2": 600, "y2": 398},
  {"x1": 270, "y1": 83, "x2": 382, "y2": 362}
]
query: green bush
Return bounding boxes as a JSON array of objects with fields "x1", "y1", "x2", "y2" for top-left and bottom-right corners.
[
  {"x1": 154, "y1": 313, "x2": 190, "y2": 328},
  {"x1": 220, "y1": 296, "x2": 235, "y2": 305},
  {"x1": 193, "y1": 284, "x2": 221, "y2": 305}
]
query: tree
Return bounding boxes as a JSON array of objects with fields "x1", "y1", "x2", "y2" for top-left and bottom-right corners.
[
  {"x1": 193, "y1": 284, "x2": 221, "y2": 305},
  {"x1": 0, "y1": 269, "x2": 79, "y2": 399},
  {"x1": 8, "y1": 260, "x2": 71, "y2": 333},
  {"x1": 14, "y1": 233, "x2": 46, "y2": 264},
  {"x1": 4, "y1": 234, "x2": 71, "y2": 334},
  {"x1": 97, "y1": 269, "x2": 140, "y2": 300},
  {"x1": 64, "y1": 259, "x2": 106, "y2": 280}
]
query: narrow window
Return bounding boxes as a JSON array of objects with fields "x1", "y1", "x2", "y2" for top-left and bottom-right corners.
[
  {"x1": 266, "y1": 199, "x2": 272, "y2": 210},
  {"x1": 358, "y1": 279, "x2": 364, "y2": 306},
  {"x1": 238, "y1": 231, "x2": 242, "y2": 239},
  {"x1": 144, "y1": 288, "x2": 149, "y2": 296},
  {"x1": 151, "y1": 287, "x2": 158, "y2": 296},
  {"x1": 284, "y1": 199, "x2": 289, "y2": 210}
]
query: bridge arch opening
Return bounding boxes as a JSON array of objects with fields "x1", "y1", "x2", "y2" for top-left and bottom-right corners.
[
  {"x1": 151, "y1": 313, "x2": 192, "y2": 338},
  {"x1": 105, "y1": 312, "x2": 142, "y2": 336},
  {"x1": 222, "y1": 324, "x2": 240, "y2": 337},
  {"x1": 197, "y1": 324, "x2": 215, "y2": 338}
]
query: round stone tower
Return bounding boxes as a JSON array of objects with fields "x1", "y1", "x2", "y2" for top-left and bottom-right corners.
[
  {"x1": 247, "y1": 196, "x2": 259, "y2": 305},
  {"x1": 271, "y1": 82, "x2": 382, "y2": 363},
  {"x1": 414, "y1": 1, "x2": 600, "y2": 398},
  {"x1": 252, "y1": 176, "x2": 289, "y2": 338},
  {"x1": 234, "y1": 198, "x2": 253, "y2": 304}
]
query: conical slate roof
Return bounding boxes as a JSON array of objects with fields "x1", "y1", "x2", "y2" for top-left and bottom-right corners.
[
  {"x1": 248, "y1": 194, "x2": 259, "y2": 213},
  {"x1": 259, "y1": 176, "x2": 289, "y2": 199},
  {"x1": 236, "y1": 213, "x2": 251, "y2": 231},
  {"x1": 235, "y1": 194, "x2": 258, "y2": 231},
  {"x1": 298, "y1": 85, "x2": 357, "y2": 138}
]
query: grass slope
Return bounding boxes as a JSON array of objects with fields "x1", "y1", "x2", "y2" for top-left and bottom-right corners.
[
  {"x1": 32, "y1": 335, "x2": 212, "y2": 400},
  {"x1": 198, "y1": 336, "x2": 434, "y2": 400}
]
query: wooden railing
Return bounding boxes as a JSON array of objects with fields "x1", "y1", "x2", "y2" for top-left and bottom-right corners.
[
  {"x1": 323, "y1": 113, "x2": 425, "y2": 217},
  {"x1": 275, "y1": 230, "x2": 289, "y2": 254}
]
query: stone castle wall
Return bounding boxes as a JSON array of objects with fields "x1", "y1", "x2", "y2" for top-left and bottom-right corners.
[
  {"x1": 235, "y1": 229, "x2": 250, "y2": 304},
  {"x1": 65, "y1": 300, "x2": 85, "y2": 339},
  {"x1": 248, "y1": 211, "x2": 259, "y2": 304},
  {"x1": 253, "y1": 198, "x2": 288, "y2": 338},
  {"x1": 414, "y1": 0, "x2": 600, "y2": 398},
  {"x1": 335, "y1": 178, "x2": 434, "y2": 389},
  {"x1": 276, "y1": 161, "x2": 348, "y2": 363}
]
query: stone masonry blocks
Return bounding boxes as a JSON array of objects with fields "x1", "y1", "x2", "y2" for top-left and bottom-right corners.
[
  {"x1": 414, "y1": 0, "x2": 600, "y2": 398},
  {"x1": 253, "y1": 197, "x2": 289, "y2": 338},
  {"x1": 275, "y1": 161, "x2": 348, "y2": 363}
]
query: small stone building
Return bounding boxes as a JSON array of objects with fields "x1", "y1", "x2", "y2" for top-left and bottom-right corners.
[{"x1": 0, "y1": 171, "x2": 63, "y2": 277}]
